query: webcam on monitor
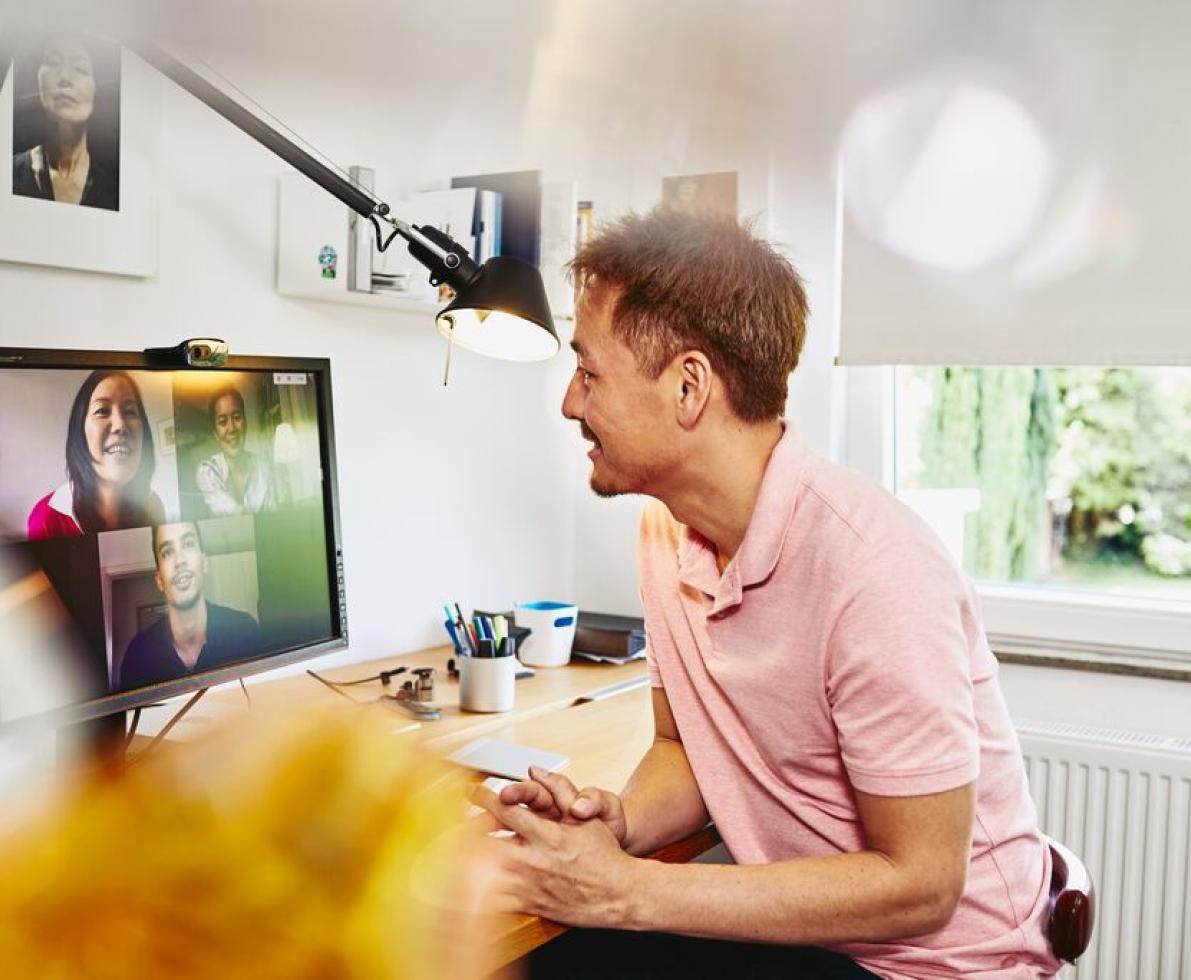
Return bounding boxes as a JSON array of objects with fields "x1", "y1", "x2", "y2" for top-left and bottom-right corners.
[{"x1": 144, "y1": 338, "x2": 229, "y2": 368}]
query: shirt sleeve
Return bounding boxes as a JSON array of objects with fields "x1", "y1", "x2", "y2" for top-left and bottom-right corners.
[
  {"x1": 645, "y1": 638, "x2": 663, "y2": 688},
  {"x1": 825, "y1": 541, "x2": 981, "y2": 798},
  {"x1": 196, "y1": 456, "x2": 242, "y2": 517}
]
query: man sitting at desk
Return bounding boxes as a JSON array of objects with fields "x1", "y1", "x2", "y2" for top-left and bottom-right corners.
[
  {"x1": 118, "y1": 522, "x2": 261, "y2": 690},
  {"x1": 476, "y1": 210, "x2": 1060, "y2": 978}
]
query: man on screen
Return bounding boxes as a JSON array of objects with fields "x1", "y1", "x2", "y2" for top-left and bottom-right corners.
[{"x1": 118, "y1": 522, "x2": 261, "y2": 690}]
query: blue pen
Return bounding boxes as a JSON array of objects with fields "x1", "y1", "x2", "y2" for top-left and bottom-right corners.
[{"x1": 444, "y1": 618, "x2": 465, "y2": 655}]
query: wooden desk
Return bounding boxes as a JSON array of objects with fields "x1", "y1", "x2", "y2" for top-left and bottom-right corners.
[
  {"x1": 472, "y1": 685, "x2": 722, "y2": 969},
  {"x1": 201, "y1": 645, "x2": 648, "y2": 744},
  {"x1": 188, "y1": 647, "x2": 717, "y2": 970}
]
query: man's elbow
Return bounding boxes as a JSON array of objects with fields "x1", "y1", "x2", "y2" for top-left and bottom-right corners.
[{"x1": 908, "y1": 871, "x2": 966, "y2": 935}]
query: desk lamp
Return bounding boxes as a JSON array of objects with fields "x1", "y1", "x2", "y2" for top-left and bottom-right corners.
[{"x1": 0, "y1": 35, "x2": 560, "y2": 370}]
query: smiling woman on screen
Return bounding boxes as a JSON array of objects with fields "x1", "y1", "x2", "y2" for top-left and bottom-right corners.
[{"x1": 27, "y1": 370, "x2": 165, "y2": 539}]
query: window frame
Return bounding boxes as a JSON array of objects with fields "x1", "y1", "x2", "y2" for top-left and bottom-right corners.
[{"x1": 841, "y1": 365, "x2": 1191, "y2": 667}]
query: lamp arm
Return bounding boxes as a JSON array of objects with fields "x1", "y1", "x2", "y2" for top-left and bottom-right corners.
[
  {"x1": 133, "y1": 41, "x2": 379, "y2": 218},
  {"x1": 130, "y1": 40, "x2": 481, "y2": 290}
]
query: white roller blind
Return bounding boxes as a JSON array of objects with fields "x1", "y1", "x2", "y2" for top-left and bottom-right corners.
[{"x1": 837, "y1": 6, "x2": 1191, "y2": 367}]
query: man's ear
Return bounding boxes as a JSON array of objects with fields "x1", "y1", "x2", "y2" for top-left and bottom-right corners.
[
  {"x1": 154, "y1": 568, "x2": 164, "y2": 595},
  {"x1": 675, "y1": 351, "x2": 713, "y2": 429}
]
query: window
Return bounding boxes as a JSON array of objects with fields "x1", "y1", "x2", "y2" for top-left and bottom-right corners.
[{"x1": 845, "y1": 366, "x2": 1191, "y2": 660}]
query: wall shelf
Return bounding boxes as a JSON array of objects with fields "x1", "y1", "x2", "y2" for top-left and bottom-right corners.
[
  {"x1": 276, "y1": 285, "x2": 443, "y2": 316},
  {"x1": 276, "y1": 173, "x2": 574, "y2": 328},
  {"x1": 277, "y1": 173, "x2": 445, "y2": 315}
]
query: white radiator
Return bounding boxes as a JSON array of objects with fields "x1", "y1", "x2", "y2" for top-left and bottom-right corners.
[{"x1": 1017, "y1": 721, "x2": 1191, "y2": 980}]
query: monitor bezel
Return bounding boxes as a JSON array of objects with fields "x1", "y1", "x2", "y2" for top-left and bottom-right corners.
[{"x1": 0, "y1": 345, "x2": 349, "y2": 731}]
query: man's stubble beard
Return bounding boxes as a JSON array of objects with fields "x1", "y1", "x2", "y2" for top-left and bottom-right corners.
[
  {"x1": 590, "y1": 479, "x2": 627, "y2": 500},
  {"x1": 588, "y1": 458, "x2": 654, "y2": 499},
  {"x1": 170, "y1": 590, "x2": 203, "y2": 613}
]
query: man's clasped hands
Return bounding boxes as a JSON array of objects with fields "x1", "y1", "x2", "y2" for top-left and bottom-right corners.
[{"x1": 470, "y1": 767, "x2": 647, "y2": 929}]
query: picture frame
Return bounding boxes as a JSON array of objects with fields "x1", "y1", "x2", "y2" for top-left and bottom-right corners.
[
  {"x1": 0, "y1": 30, "x2": 160, "y2": 277},
  {"x1": 155, "y1": 416, "x2": 176, "y2": 456},
  {"x1": 661, "y1": 171, "x2": 738, "y2": 218}
]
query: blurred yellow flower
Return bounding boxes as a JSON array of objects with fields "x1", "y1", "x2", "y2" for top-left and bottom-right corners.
[{"x1": 0, "y1": 706, "x2": 489, "y2": 980}]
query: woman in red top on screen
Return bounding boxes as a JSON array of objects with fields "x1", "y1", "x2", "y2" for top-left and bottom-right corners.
[{"x1": 27, "y1": 370, "x2": 165, "y2": 539}]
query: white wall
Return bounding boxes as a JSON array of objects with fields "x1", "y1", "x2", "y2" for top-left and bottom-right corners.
[
  {"x1": 998, "y1": 664, "x2": 1191, "y2": 741},
  {"x1": 3, "y1": 0, "x2": 1184, "y2": 738},
  {"x1": 1, "y1": 0, "x2": 848, "y2": 670}
]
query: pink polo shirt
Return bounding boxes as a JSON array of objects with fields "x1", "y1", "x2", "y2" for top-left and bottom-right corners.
[{"x1": 638, "y1": 425, "x2": 1059, "y2": 979}]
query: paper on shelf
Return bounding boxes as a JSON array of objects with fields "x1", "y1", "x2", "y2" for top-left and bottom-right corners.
[{"x1": 571, "y1": 647, "x2": 646, "y2": 665}]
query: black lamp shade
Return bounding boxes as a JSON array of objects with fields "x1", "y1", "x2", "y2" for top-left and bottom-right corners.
[{"x1": 435, "y1": 256, "x2": 560, "y2": 361}]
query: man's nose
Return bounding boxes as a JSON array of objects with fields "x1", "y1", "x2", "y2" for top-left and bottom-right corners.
[{"x1": 561, "y1": 373, "x2": 583, "y2": 420}]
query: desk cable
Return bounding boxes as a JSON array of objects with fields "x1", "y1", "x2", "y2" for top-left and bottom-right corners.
[
  {"x1": 306, "y1": 666, "x2": 408, "y2": 702},
  {"x1": 124, "y1": 687, "x2": 210, "y2": 765}
]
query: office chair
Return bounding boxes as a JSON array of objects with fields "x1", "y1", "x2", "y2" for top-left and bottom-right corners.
[{"x1": 1044, "y1": 835, "x2": 1095, "y2": 963}]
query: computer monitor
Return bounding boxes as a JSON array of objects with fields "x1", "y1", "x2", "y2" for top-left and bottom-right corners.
[{"x1": 0, "y1": 346, "x2": 348, "y2": 739}]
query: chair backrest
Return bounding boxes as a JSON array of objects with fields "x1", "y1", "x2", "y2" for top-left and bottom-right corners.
[{"x1": 1045, "y1": 835, "x2": 1095, "y2": 963}]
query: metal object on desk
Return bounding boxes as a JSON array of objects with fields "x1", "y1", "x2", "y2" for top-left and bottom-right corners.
[
  {"x1": 409, "y1": 667, "x2": 436, "y2": 701},
  {"x1": 378, "y1": 667, "x2": 443, "y2": 720}
]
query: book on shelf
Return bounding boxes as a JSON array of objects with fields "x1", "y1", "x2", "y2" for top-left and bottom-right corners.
[
  {"x1": 474, "y1": 189, "x2": 502, "y2": 262},
  {"x1": 451, "y1": 170, "x2": 542, "y2": 266}
]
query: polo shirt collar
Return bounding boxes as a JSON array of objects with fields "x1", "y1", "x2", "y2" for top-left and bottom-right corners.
[{"x1": 677, "y1": 422, "x2": 808, "y2": 614}]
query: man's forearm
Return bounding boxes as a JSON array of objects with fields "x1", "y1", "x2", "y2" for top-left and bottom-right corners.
[
  {"x1": 619, "y1": 738, "x2": 710, "y2": 857},
  {"x1": 624, "y1": 850, "x2": 956, "y2": 945}
]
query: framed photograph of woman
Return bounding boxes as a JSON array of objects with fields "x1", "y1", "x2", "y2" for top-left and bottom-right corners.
[
  {"x1": 661, "y1": 171, "x2": 738, "y2": 218},
  {"x1": 0, "y1": 26, "x2": 159, "y2": 277}
]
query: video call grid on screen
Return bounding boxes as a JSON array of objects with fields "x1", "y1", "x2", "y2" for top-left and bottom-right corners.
[{"x1": 0, "y1": 353, "x2": 346, "y2": 726}]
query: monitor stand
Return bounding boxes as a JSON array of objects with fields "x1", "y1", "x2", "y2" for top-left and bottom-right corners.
[{"x1": 58, "y1": 711, "x2": 127, "y2": 765}]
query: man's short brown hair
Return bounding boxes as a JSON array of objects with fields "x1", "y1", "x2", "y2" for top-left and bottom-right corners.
[
  {"x1": 569, "y1": 208, "x2": 808, "y2": 422},
  {"x1": 151, "y1": 521, "x2": 204, "y2": 568}
]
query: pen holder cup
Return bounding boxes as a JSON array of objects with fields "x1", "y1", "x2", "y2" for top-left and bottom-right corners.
[
  {"x1": 514, "y1": 601, "x2": 578, "y2": 668},
  {"x1": 458, "y1": 654, "x2": 516, "y2": 713}
]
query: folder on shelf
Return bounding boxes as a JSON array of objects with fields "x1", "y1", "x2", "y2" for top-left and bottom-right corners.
[
  {"x1": 571, "y1": 611, "x2": 647, "y2": 664},
  {"x1": 474, "y1": 189, "x2": 502, "y2": 262},
  {"x1": 451, "y1": 170, "x2": 542, "y2": 266}
]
